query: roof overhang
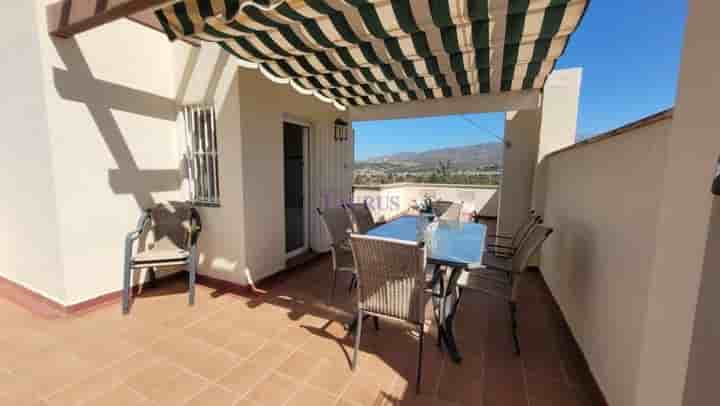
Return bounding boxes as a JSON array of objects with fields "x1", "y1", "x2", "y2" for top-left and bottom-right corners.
[
  {"x1": 47, "y1": 0, "x2": 588, "y2": 113},
  {"x1": 350, "y1": 88, "x2": 541, "y2": 122}
]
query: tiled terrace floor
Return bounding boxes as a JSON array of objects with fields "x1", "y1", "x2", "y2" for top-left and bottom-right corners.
[{"x1": 0, "y1": 257, "x2": 604, "y2": 406}]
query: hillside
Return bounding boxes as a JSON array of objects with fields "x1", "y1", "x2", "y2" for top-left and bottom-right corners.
[{"x1": 357, "y1": 142, "x2": 503, "y2": 172}]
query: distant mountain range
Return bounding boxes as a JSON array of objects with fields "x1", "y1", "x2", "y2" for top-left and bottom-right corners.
[{"x1": 358, "y1": 142, "x2": 503, "y2": 172}]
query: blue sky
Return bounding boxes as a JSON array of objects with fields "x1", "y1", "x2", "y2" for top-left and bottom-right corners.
[{"x1": 353, "y1": 1, "x2": 688, "y2": 161}]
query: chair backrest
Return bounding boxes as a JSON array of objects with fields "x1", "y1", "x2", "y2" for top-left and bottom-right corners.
[
  {"x1": 511, "y1": 212, "x2": 542, "y2": 249},
  {"x1": 349, "y1": 234, "x2": 426, "y2": 325},
  {"x1": 511, "y1": 225, "x2": 553, "y2": 273},
  {"x1": 148, "y1": 201, "x2": 196, "y2": 251},
  {"x1": 317, "y1": 207, "x2": 352, "y2": 247},
  {"x1": 345, "y1": 202, "x2": 375, "y2": 233},
  {"x1": 432, "y1": 200, "x2": 454, "y2": 217},
  {"x1": 439, "y1": 201, "x2": 463, "y2": 221}
]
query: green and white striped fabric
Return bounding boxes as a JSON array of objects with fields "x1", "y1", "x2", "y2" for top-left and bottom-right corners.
[{"x1": 156, "y1": 0, "x2": 588, "y2": 108}]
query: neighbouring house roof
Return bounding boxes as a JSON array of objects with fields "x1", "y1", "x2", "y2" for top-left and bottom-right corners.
[{"x1": 155, "y1": 0, "x2": 588, "y2": 109}]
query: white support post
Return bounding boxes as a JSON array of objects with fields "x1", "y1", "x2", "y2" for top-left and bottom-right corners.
[
  {"x1": 499, "y1": 68, "x2": 582, "y2": 235},
  {"x1": 498, "y1": 109, "x2": 542, "y2": 235}
]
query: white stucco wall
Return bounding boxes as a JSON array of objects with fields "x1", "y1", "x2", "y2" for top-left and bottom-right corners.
[
  {"x1": 234, "y1": 68, "x2": 351, "y2": 282},
  {"x1": 0, "y1": 2, "x2": 350, "y2": 305},
  {"x1": 35, "y1": 1, "x2": 184, "y2": 305},
  {"x1": 0, "y1": 1, "x2": 65, "y2": 302},
  {"x1": 1, "y1": 1, "x2": 183, "y2": 305},
  {"x1": 534, "y1": 116, "x2": 672, "y2": 406},
  {"x1": 172, "y1": 45, "x2": 351, "y2": 285}
]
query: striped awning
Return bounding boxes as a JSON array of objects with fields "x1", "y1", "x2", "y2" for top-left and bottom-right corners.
[{"x1": 156, "y1": 0, "x2": 588, "y2": 110}]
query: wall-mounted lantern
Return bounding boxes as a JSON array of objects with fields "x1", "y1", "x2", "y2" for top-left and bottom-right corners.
[{"x1": 334, "y1": 119, "x2": 349, "y2": 142}]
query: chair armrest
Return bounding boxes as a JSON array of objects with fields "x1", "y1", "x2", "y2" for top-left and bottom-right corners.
[
  {"x1": 467, "y1": 262, "x2": 512, "y2": 275},
  {"x1": 487, "y1": 234, "x2": 512, "y2": 239},
  {"x1": 486, "y1": 243, "x2": 513, "y2": 250},
  {"x1": 485, "y1": 250, "x2": 513, "y2": 259},
  {"x1": 486, "y1": 244, "x2": 514, "y2": 256},
  {"x1": 125, "y1": 210, "x2": 150, "y2": 266},
  {"x1": 126, "y1": 210, "x2": 150, "y2": 243}
]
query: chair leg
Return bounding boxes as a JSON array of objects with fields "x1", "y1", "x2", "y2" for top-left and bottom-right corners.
[
  {"x1": 416, "y1": 324, "x2": 425, "y2": 394},
  {"x1": 188, "y1": 247, "x2": 197, "y2": 306},
  {"x1": 122, "y1": 264, "x2": 132, "y2": 315},
  {"x1": 348, "y1": 274, "x2": 357, "y2": 293},
  {"x1": 146, "y1": 267, "x2": 157, "y2": 288},
  {"x1": 436, "y1": 274, "x2": 445, "y2": 347},
  {"x1": 509, "y1": 301, "x2": 520, "y2": 355},
  {"x1": 122, "y1": 238, "x2": 134, "y2": 314},
  {"x1": 373, "y1": 316, "x2": 380, "y2": 331},
  {"x1": 328, "y1": 269, "x2": 338, "y2": 304},
  {"x1": 352, "y1": 309, "x2": 363, "y2": 371}
]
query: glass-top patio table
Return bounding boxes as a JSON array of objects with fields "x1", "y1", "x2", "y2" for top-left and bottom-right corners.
[{"x1": 367, "y1": 215, "x2": 487, "y2": 363}]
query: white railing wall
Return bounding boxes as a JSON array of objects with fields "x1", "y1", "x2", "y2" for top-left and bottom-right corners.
[{"x1": 353, "y1": 183, "x2": 499, "y2": 222}]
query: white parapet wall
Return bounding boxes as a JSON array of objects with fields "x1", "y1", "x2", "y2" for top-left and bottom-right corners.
[
  {"x1": 533, "y1": 110, "x2": 674, "y2": 406},
  {"x1": 352, "y1": 183, "x2": 499, "y2": 222}
]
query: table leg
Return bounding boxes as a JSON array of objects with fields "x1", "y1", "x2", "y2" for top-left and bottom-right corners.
[{"x1": 432, "y1": 266, "x2": 465, "y2": 363}]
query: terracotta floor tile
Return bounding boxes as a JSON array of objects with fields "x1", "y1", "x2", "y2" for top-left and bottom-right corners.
[
  {"x1": 63, "y1": 335, "x2": 144, "y2": 367},
  {"x1": 0, "y1": 368, "x2": 36, "y2": 401},
  {"x1": 388, "y1": 393, "x2": 459, "y2": 406},
  {"x1": 223, "y1": 332, "x2": 268, "y2": 359},
  {"x1": 125, "y1": 361, "x2": 182, "y2": 392},
  {"x1": 307, "y1": 361, "x2": 354, "y2": 395},
  {"x1": 185, "y1": 314, "x2": 237, "y2": 347},
  {"x1": 288, "y1": 385, "x2": 339, "y2": 406},
  {"x1": 341, "y1": 379, "x2": 389, "y2": 406},
  {"x1": 0, "y1": 257, "x2": 605, "y2": 406},
  {"x1": 436, "y1": 353, "x2": 484, "y2": 404},
  {"x1": 131, "y1": 367, "x2": 207, "y2": 405},
  {"x1": 125, "y1": 361, "x2": 208, "y2": 404},
  {"x1": 217, "y1": 359, "x2": 273, "y2": 395},
  {"x1": 83, "y1": 384, "x2": 149, "y2": 406},
  {"x1": 482, "y1": 360, "x2": 527, "y2": 406},
  {"x1": 270, "y1": 324, "x2": 313, "y2": 349},
  {"x1": 13, "y1": 348, "x2": 99, "y2": 398},
  {"x1": 173, "y1": 347, "x2": 241, "y2": 381},
  {"x1": 247, "y1": 341, "x2": 295, "y2": 369},
  {"x1": 277, "y1": 350, "x2": 327, "y2": 381},
  {"x1": 45, "y1": 351, "x2": 164, "y2": 406},
  {"x1": 162, "y1": 303, "x2": 225, "y2": 331},
  {"x1": 184, "y1": 385, "x2": 238, "y2": 406},
  {"x1": 526, "y1": 374, "x2": 587, "y2": 406},
  {"x1": 0, "y1": 393, "x2": 49, "y2": 406},
  {"x1": 245, "y1": 372, "x2": 300, "y2": 406}
]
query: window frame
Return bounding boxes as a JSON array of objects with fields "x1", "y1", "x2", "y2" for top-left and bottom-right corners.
[{"x1": 183, "y1": 104, "x2": 221, "y2": 207}]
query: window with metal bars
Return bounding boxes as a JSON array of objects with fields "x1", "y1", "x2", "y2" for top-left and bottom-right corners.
[{"x1": 183, "y1": 105, "x2": 220, "y2": 207}]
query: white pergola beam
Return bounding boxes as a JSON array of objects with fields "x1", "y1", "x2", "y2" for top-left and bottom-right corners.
[{"x1": 348, "y1": 89, "x2": 542, "y2": 122}]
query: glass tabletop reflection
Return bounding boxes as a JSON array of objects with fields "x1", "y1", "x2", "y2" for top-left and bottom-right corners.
[{"x1": 366, "y1": 215, "x2": 486, "y2": 267}]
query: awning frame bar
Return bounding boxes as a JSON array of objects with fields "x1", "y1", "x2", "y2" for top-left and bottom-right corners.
[{"x1": 46, "y1": 0, "x2": 198, "y2": 46}]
